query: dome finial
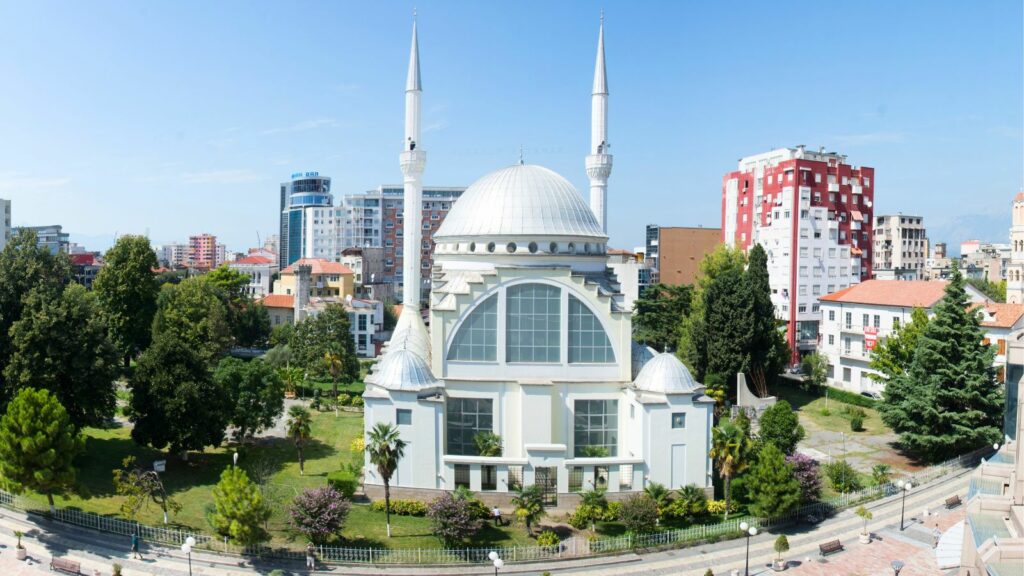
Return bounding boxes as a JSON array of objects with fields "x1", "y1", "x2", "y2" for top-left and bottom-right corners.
[{"x1": 519, "y1": 145, "x2": 525, "y2": 165}]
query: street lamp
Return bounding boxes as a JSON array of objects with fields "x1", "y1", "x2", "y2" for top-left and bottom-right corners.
[
  {"x1": 180, "y1": 536, "x2": 196, "y2": 576},
  {"x1": 891, "y1": 559, "x2": 905, "y2": 575},
  {"x1": 897, "y1": 481, "x2": 913, "y2": 531},
  {"x1": 739, "y1": 521, "x2": 758, "y2": 576},
  {"x1": 488, "y1": 551, "x2": 504, "y2": 575}
]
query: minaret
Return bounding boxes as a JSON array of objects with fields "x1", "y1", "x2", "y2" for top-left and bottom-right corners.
[
  {"x1": 1007, "y1": 192, "x2": 1024, "y2": 303},
  {"x1": 400, "y1": 18, "x2": 426, "y2": 308},
  {"x1": 586, "y1": 14, "x2": 612, "y2": 233}
]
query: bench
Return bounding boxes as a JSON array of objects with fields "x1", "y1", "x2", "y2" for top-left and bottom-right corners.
[
  {"x1": 945, "y1": 495, "x2": 962, "y2": 509},
  {"x1": 818, "y1": 539, "x2": 844, "y2": 556},
  {"x1": 50, "y1": 557, "x2": 81, "y2": 575}
]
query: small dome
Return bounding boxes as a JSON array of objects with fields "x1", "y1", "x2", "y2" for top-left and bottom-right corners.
[
  {"x1": 366, "y1": 348, "x2": 440, "y2": 391},
  {"x1": 633, "y1": 353, "x2": 699, "y2": 394},
  {"x1": 631, "y1": 342, "x2": 657, "y2": 380},
  {"x1": 435, "y1": 164, "x2": 606, "y2": 240}
]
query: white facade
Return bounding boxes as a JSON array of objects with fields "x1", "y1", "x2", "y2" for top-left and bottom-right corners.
[
  {"x1": 228, "y1": 256, "x2": 278, "y2": 298},
  {"x1": 157, "y1": 243, "x2": 189, "y2": 268},
  {"x1": 1006, "y1": 193, "x2": 1024, "y2": 303},
  {"x1": 0, "y1": 198, "x2": 10, "y2": 251},
  {"x1": 606, "y1": 250, "x2": 649, "y2": 311},
  {"x1": 873, "y1": 214, "x2": 928, "y2": 279}
]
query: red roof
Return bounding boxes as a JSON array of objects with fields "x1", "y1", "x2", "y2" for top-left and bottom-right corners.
[
  {"x1": 973, "y1": 302, "x2": 1024, "y2": 329},
  {"x1": 260, "y1": 294, "x2": 295, "y2": 309},
  {"x1": 232, "y1": 255, "x2": 274, "y2": 265},
  {"x1": 280, "y1": 258, "x2": 353, "y2": 276},
  {"x1": 70, "y1": 253, "x2": 97, "y2": 266},
  {"x1": 820, "y1": 280, "x2": 950, "y2": 308}
]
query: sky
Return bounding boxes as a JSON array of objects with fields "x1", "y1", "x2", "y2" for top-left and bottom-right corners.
[{"x1": 0, "y1": 1, "x2": 1021, "y2": 255}]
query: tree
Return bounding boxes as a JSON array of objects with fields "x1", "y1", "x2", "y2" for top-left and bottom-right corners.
[
  {"x1": 382, "y1": 302, "x2": 398, "y2": 332},
  {"x1": 745, "y1": 244, "x2": 788, "y2": 391},
  {"x1": 871, "y1": 464, "x2": 892, "y2": 486},
  {"x1": 774, "y1": 534, "x2": 790, "y2": 564},
  {"x1": 206, "y1": 265, "x2": 250, "y2": 306},
  {"x1": 709, "y1": 419, "x2": 753, "y2": 518},
  {"x1": 618, "y1": 494, "x2": 659, "y2": 534},
  {"x1": 94, "y1": 235, "x2": 159, "y2": 367},
  {"x1": 855, "y1": 505, "x2": 873, "y2": 538},
  {"x1": 209, "y1": 467, "x2": 271, "y2": 547},
  {"x1": 233, "y1": 302, "x2": 271, "y2": 349},
  {"x1": 291, "y1": 304, "x2": 359, "y2": 398},
  {"x1": 967, "y1": 277, "x2": 1006, "y2": 303},
  {"x1": 263, "y1": 345, "x2": 293, "y2": 369},
  {"x1": 801, "y1": 352, "x2": 829, "y2": 389},
  {"x1": 643, "y1": 482, "x2": 671, "y2": 516},
  {"x1": 756, "y1": 400, "x2": 805, "y2": 455},
  {"x1": 632, "y1": 283, "x2": 693, "y2": 352},
  {"x1": 151, "y1": 277, "x2": 233, "y2": 365},
  {"x1": 704, "y1": 266, "x2": 753, "y2": 385},
  {"x1": 0, "y1": 388, "x2": 84, "y2": 512},
  {"x1": 269, "y1": 323, "x2": 295, "y2": 348},
  {"x1": 510, "y1": 484, "x2": 545, "y2": 535},
  {"x1": 473, "y1": 431, "x2": 503, "y2": 456},
  {"x1": 129, "y1": 332, "x2": 230, "y2": 458},
  {"x1": 286, "y1": 406, "x2": 313, "y2": 475},
  {"x1": 112, "y1": 456, "x2": 181, "y2": 524},
  {"x1": 878, "y1": 265, "x2": 1003, "y2": 461},
  {"x1": 823, "y1": 460, "x2": 862, "y2": 493},
  {"x1": 0, "y1": 229, "x2": 71, "y2": 405},
  {"x1": 747, "y1": 444, "x2": 801, "y2": 518},
  {"x1": 869, "y1": 307, "x2": 929, "y2": 385},
  {"x1": 215, "y1": 358, "x2": 285, "y2": 442},
  {"x1": 4, "y1": 284, "x2": 119, "y2": 429},
  {"x1": 678, "y1": 244, "x2": 746, "y2": 381},
  {"x1": 662, "y1": 484, "x2": 708, "y2": 523},
  {"x1": 785, "y1": 453, "x2": 822, "y2": 503},
  {"x1": 576, "y1": 488, "x2": 609, "y2": 531},
  {"x1": 366, "y1": 422, "x2": 406, "y2": 538},
  {"x1": 288, "y1": 486, "x2": 351, "y2": 545},
  {"x1": 426, "y1": 492, "x2": 482, "y2": 546}
]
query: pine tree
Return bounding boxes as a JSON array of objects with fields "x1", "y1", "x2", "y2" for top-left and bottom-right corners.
[
  {"x1": 704, "y1": 266, "x2": 753, "y2": 381},
  {"x1": 745, "y1": 244, "x2": 788, "y2": 390},
  {"x1": 878, "y1": 264, "x2": 1003, "y2": 461},
  {"x1": 632, "y1": 283, "x2": 693, "y2": 352},
  {"x1": 678, "y1": 244, "x2": 746, "y2": 380},
  {"x1": 869, "y1": 307, "x2": 929, "y2": 385},
  {"x1": 747, "y1": 444, "x2": 801, "y2": 518},
  {"x1": 209, "y1": 467, "x2": 271, "y2": 546}
]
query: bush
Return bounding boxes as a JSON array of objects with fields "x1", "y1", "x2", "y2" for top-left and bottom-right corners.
[
  {"x1": 785, "y1": 453, "x2": 822, "y2": 503},
  {"x1": 426, "y1": 492, "x2": 482, "y2": 546},
  {"x1": 288, "y1": 486, "x2": 351, "y2": 544},
  {"x1": 850, "y1": 414, "x2": 864, "y2": 431},
  {"x1": 326, "y1": 471, "x2": 358, "y2": 499},
  {"x1": 351, "y1": 396, "x2": 364, "y2": 408},
  {"x1": 536, "y1": 530, "x2": 560, "y2": 547},
  {"x1": 618, "y1": 494, "x2": 659, "y2": 534},
  {"x1": 706, "y1": 499, "x2": 736, "y2": 515},
  {"x1": 338, "y1": 393, "x2": 352, "y2": 406},
  {"x1": 466, "y1": 498, "x2": 492, "y2": 520},
  {"x1": 569, "y1": 503, "x2": 605, "y2": 530},
  {"x1": 605, "y1": 500, "x2": 622, "y2": 521},
  {"x1": 823, "y1": 460, "x2": 863, "y2": 493},
  {"x1": 370, "y1": 499, "x2": 427, "y2": 516},
  {"x1": 662, "y1": 484, "x2": 707, "y2": 521}
]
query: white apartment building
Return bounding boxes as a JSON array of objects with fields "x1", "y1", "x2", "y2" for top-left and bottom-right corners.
[
  {"x1": 607, "y1": 249, "x2": 651, "y2": 311},
  {"x1": 818, "y1": 280, "x2": 994, "y2": 394},
  {"x1": 228, "y1": 255, "x2": 278, "y2": 298},
  {"x1": 873, "y1": 214, "x2": 928, "y2": 280},
  {"x1": 0, "y1": 198, "x2": 10, "y2": 251}
]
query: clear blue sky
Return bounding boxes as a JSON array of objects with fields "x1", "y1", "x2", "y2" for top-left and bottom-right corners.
[{"x1": 0, "y1": 0, "x2": 1021, "y2": 254}]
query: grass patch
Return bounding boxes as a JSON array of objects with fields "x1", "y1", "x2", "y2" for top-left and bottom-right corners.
[{"x1": 772, "y1": 385, "x2": 889, "y2": 437}]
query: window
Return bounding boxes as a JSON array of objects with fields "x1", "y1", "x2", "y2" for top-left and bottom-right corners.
[
  {"x1": 799, "y1": 266, "x2": 808, "y2": 277},
  {"x1": 843, "y1": 367, "x2": 851, "y2": 382},
  {"x1": 845, "y1": 312, "x2": 852, "y2": 327},
  {"x1": 569, "y1": 296, "x2": 614, "y2": 363},
  {"x1": 873, "y1": 315, "x2": 880, "y2": 328},
  {"x1": 454, "y1": 464, "x2": 470, "y2": 489},
  {"x1": 358, "y1": 315, "x2": 368, "y2": 331},
  {"x1": 813, "y1": 285, "x2": 821, "y2": 295},
  {"x1": 574, "y1": 399, "x2": 618, "y2": 457},
  {"x1": 828, "y1": 310, "x2": 835, "y2": 321},
  {"x1": 446, "y1": 398, "x2": 493, "y2": 455},
  {"x1": 862, "y1": 314, "x2": 869, "y2": 327},
  {"x1": 508, "y1": 466, "x2": 523, "y2": 491},
  {"x1": 396, "y1": 409, "x2": 412, "y2": 426},
  {"x1": 448, "y1": 295, "x2": 497, "y2": 361},
  {"x1": 506, "y1": 284, "x2": 561, "y2": 363},
  {"x1": 569, "y1": 466, "x2": 584, "y2": 492},
  {"x1": 619, "y1": 464, "x2": 633, "y2": 490},
  {"x1": 828, "y1": 334, "x2": 834, "y2": 345},
  {"x1": 481, "y1": 465, "x2": 497, "y2": 491},
  {"x1": 893, "y1": 317, "x2": 900, "y2": 329},
  {"x1": 671, "y1": 413, "x2": 686, "y2": 429}
]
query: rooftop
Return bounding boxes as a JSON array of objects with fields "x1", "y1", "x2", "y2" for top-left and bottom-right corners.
[
  {"x1": 280, "y1": 258, "x2": 353, "y2": 276},
  {"x1": 973, "y1": 302, "x2": 1024, "y2": 329},
  {"x1": 232, "y1": 255, "x2": 275, "y2": 265},
  {"x1": 260, "y1": 294, "x2": 295, "y2": 309},
  {"x1": 820, "y1": 280, "x2": 950, "y2": 308}
]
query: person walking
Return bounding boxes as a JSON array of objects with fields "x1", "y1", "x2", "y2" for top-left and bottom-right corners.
[
  {"x1": 130, "y1": 532, "x2": 141, "y2": 560},
  {"x1": 306, "y1": 542, "x2": 316, "y2": 571}
]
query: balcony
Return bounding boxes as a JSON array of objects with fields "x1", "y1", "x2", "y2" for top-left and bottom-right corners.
[
  {"x1": 828, "y1": 182, "x2": 840, "y2": 192},
  {"x1": 852, "y1": 184, "x2": 863, "y2": 195}
]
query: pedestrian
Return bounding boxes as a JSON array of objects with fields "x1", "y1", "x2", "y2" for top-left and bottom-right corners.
[
  {"x1": 492, "y1": 506, "x2": 502, "y2": 526},
  {"x1": 130, "y1": 532, "x2": 141, "y2": 560},
  {"x1": 306, "y1": 542, "x2": 316, "y2": 571}
]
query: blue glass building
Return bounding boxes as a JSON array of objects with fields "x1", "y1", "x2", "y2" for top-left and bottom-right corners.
[{"x1": 278, "y1": 172, "x2": 333, "y2": 269}]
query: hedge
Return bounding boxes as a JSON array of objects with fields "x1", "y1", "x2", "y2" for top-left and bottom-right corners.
[
  {"x1": 370, "y1": 499, "x2": 428, "y2": 516},
  {"x1": 327, "y1": 471, "x2": 358, "y2": 499},
  {"x1": 775, "y1": 378, "x2": 878, "y2": 409}
]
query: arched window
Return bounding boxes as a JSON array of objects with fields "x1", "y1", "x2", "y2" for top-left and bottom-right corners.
[
  {"x1": 568, "y1": 296, "x2": 615, "y2": 363},
  {"x1": 506, "y1": 284, "x2": 561, "y2": 362},
  {"x1": 447, "y1": 294, "x2": 498, "y2": 361}
]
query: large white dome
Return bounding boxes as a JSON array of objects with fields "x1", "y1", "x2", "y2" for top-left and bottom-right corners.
[{"x1": 435, "y1": 164, "x2": 605, "y2": 240}]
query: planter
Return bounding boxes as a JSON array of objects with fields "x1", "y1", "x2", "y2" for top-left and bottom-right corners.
[
  {"x1": 16, "y1": 547, "x2": 27, "y2": 560},
  {"x1": 772, "y1": 559, "x2": 787, "y2": 571},
  {"x1": 859, "y1": 533, "x2": 872, "y2": 544}
]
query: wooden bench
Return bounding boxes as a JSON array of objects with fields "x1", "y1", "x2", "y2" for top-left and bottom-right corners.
[
  {"x1": 945, "y1": 495, "x2": 962, "y2": 509},
  {"x1": 818, "y1": 539, "x2": 844, "y2": 556},
  {"x1": 50, "y1": 557, "x2": 81, "y2": 575}
]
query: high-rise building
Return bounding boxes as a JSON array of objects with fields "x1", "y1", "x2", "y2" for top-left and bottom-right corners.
[
  {"x1": 13, "y1": 224, "x2": 70, "y2": 254},
  {"x1": 644, "y1": 225, "x2": 721, "y2": 286},
  {"x1": 872, "y1": 214, "x2": 928, "y2": 280},
  {"x1": 722, "y1": 146, "x2": 875, "y2": 364},
  {"x1": 1007, "y1": 193, "x2": 1024, "y2": 304},
  {"x1": 278, "y1": 172, "x2": 333, "y2": 269},
  {"x1": 188, "y1": 233, "x2": 219, "y2": 270},
  {"x1": 0, "y1": 198, "x2": 10, "y2": 251}
]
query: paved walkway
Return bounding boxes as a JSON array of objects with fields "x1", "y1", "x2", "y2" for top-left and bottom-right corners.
[{"x1": 0, "y1": 466, "x2": 973, "y2": 576}]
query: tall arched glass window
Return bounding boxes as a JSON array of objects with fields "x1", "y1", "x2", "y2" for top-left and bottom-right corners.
[
  {"x1": 506, "y1": 284, "x2": 561, "y2": 363},
  {"x1": 447, "y1": 294, "x2": 497, "y2": 361},
  {"x1": 568, "y1": 296, "x2": 615, "y2": 363}
]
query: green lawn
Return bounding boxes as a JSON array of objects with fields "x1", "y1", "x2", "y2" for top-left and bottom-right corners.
[{"x1": 772, "y1": 385, "x2": 890, "y2": 437}]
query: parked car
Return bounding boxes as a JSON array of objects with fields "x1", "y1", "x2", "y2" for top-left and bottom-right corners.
[{"x1": 860, "y1": 390, "x2": 882, "y2": 400}]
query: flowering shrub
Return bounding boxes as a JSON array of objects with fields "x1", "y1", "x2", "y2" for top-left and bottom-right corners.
[
  {"x1": 706, "y1": 499, "x2": 737, "y2": 515},
  {"x1": 288, "y1": 486, "x2": 351, "y2": 544},
  {"x1": 426, "y1": 492, "x2": 482, "y2": 546},
  {"x1": 785, "y1": 453, "x2": 822, "y2": 503},
  {"x1": 349, "y1": 436, "x2": 365, "y2": 454}
]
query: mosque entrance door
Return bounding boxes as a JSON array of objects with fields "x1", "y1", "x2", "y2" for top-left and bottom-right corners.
[{"x1": 534, "y1": 467, "x2": 558, "y2": 507}]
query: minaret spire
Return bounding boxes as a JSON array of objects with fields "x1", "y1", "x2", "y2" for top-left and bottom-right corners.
[
  {"x1": 401, "y1": 17, "x2": 426, "y2": 308},
  {"x1": 586, "y1": 14, "x2": 612, "y2": 234}
]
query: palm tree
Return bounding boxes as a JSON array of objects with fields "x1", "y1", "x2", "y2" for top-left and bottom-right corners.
[
  {"x1": 579, "y1": 488, "x2": 607, "y2": 531},
  {"x1": 323, "y1": 351, "x2": 343, "y2": 414},
  {"x1": 510, "y1": 484, "x2": 545, "y2": 536},
  {"x1": 709, "y1": 420, "x2": 753, "y2": 519},
  {"x1": 473, "y1": 431, "x2": 503, "y2": 457},
  {"x1": 286, "y1": 405, "x2": 312, "y2": 475},
  {"x1": 366, "y1": 422, "x2": 406, "y2": 538}
]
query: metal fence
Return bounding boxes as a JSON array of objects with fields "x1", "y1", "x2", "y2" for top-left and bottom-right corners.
[{"x1": 0, "y1": 443, "x2": 992, "y2": 566}]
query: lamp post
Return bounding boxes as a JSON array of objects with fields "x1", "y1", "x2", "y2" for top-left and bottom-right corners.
[
  {"x1": 897, "y1": 481, "x2": 913, "y2": 531},
  {"x1": 180, "y1": 536, "x2": 196, "y2": 576},
  {"x1": 891, "y1": 559, "x2": 904, "y2": 575},
  {"x1": 488, "y1": 551, "x2": 504, "y2": 575},
  {"x1": 739, "y1": 521, "x2": 758, "y2": 576}
]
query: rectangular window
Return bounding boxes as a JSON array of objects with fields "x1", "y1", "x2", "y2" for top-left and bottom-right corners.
[
  {"x1": 845, "y1": 312, "x2": 852, "y2": 328},
  {"x1": 508, "y1": 466, "x2": 523, "y2": 491},
  {"x1": 829, "y1": 310, "x2": 835, "y2": 321},
  {"x1": 843, "y1": 367, "x2": 851, "y2": 382},
  {"x1": 893, "y1": 317, "x2": 900, "y2": 329},
  {"x1": 862, "y1": 314, "x2": 869, "y2": 327},
  {"x1": 671, "y1": 413, "x2": 686, "y2": 429},
  {"x1": 873, "y1": 315, "x2": 880, "y2": 328},
  {"x1": 454, "y1": 464, "x2": 470, "y2": 489},
  {"x1": 619, "y1": 464, "x2": 633, "y2": 490},
  {"x1": 506, "y1": 284, "x2": 561, "y2": 363},
  {"x1": 569, "y1": 466, "x2": 584, "y2": 492},
  {"x1": 446, "y1": 398, "x2": 494, "y2": 456},
  {"x1": 396, "y1": 409, "x2": 412, "y2": 426},
  {"x1": 573, "y1": 399, "x2": 618, "y2": 457},
  {"x1": 799, "y1": 266, "x2": 808, "y2": 277},
  {"x1": 828, "y1": 334, "x2": 835, "y2": 345},
  {"x1": 481, "y1": 465, "x2": 497, "y2": 491}
]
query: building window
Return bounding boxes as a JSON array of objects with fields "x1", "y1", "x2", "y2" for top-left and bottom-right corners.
[
  {"x1": 893, "y1": 317, "x2": 900, "y2": 329},
  {"x1": 448, "y1": 295, "x2": 497, "y2": 361},
  {"x1": 845, "y1": 312, "x2": 852, "y2": 328},
  {"x1": 481, "y1": 465, "x2": 497, "y2": 491},
  {"x1": 843, "y1": 367, "x2": 851, "y2": 382},
  {"x1": 873, "y1": 315, "x2": 880, "y2": 328},
  {"x1": 828, "y1": 334, "x2": 834, "y2": 345},
  {"x1": 506, "y1": 284, "x2": 561, "y2": 363},
  {"x1": 454, "y1": 464, "x2": 470, "y2": 489},
  {"x1": 568, "y1": 296, "x2": 614, "y2": 363},
  {"x1": 619, "y1": 464, "x2": 633, "y2": 490},
  {"x1": 508, "y1": 466, "x2": 523, "y2": 490},
  {"x1": 828, "y1": 310, "x2": 835, "y2": 321},
  {"x1": 574, "y1": 399, "x2": 618, "y2": 457},
  {"x1": 446, "y1": 398, "x2": 493, "y2": 456},
  {"x1": 671, "y1": 413, "x2": 686, "y2": 429},
  {"x1": 396, "y1": 409, "x2": 412, "y2": 426},
  {"x1": 569, "y1": 466, "x2": 583, "y2": 492},
  {"x1": 862, "y1": 314, "x2": 869, "y2": 327}
]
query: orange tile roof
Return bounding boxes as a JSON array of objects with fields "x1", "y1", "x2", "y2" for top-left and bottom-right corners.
[
  {"x1": 973, "y1": 302, "x2": 1024, "y2": 328},
  {"x1": 820, "y1": 280, "x2": 949, "y2": 308},
  {"x1": 607, "y1": 248, "x2": 635, "y2": 256},
  {"x1": 280, "y1": 258, "x2": 353, "y2": 276},
  {"x1": 260, "y1": 294, "x2": 294, "y2": 309},
  {"x1": 232, "y1": 255, "x2": 274, "y2": 265}
]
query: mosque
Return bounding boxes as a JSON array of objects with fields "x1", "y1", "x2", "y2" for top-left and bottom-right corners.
[{"x1": 362, "y1": 18, "x2": 714, "y2": 508}]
